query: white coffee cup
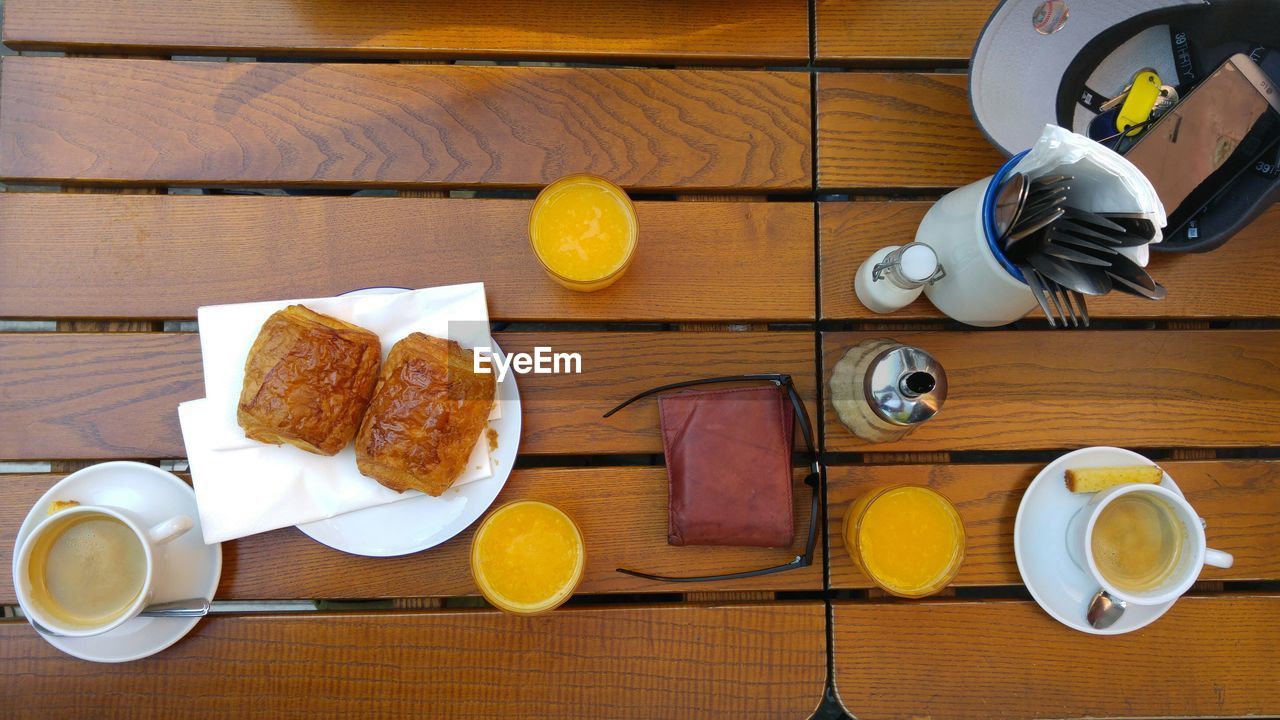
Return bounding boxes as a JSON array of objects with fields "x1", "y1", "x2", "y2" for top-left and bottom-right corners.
[
  {"x1": 1066, "y1": 483, "x2": 1233, "y2": 606},
  {"x1": 14, "y1": 505, "x2": 192, "y2": 637}
]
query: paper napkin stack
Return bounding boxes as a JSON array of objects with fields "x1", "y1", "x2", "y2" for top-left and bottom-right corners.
[{"x1": 178, "y1": 284, "x2": 497, "y2": 544}]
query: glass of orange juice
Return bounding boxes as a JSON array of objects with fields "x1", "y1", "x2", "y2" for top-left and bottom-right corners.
[
  {"x1": 471, "y1": 500, "x2": 586, "y2": 616},
  {"x1": 842, "y1": 485, "x2": 965, "y2": 598},
  {"x1": 528, "y1": 174, "x2": 638, "y2": 292}
]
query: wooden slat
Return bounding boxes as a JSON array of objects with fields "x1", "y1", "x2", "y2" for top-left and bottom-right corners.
[
  {"x1": 815, "y1": 0, "x2": 997, "y2": 65},
  {"x1": 0, "y1": 603, "x2": 826, "y2": 719},
  {"x1": 817, "y1": 72, "x2": 1003, "y2": 190},
  {"x1": 0, "y1": 467, "x2": 821, "y2": 603},
  {"x1": 828, "y1": 460, "x2": 1280, "y2": 589},
  {"x1": 0, "y1": 194, "x2": 814, "y2": 321},
  {"x1": 822, "y1": 330, "x2": 1280, "y2": 452},
  {"x1": 2, "y1": 0, "x2": 810, "y2": 65},
  {"x1": 0, "y1": 57, "x2": 811, "y2": 192},
  {"x1": 820, "y1": 202, "x2": 1280, "y2": 320},
  {"x1": 0, "y1": 331, "x2": 816, "y2": 460},
  {"x1": 833, "y1": 596, "x2": 1280, "y2": 719}
]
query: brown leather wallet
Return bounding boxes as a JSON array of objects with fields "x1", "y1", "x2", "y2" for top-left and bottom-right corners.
[{"x1": 659, "y1": 385, "x2": 794, "y2": 547}]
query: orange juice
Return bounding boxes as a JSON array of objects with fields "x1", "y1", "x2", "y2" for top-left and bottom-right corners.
[
  {"x1": 471, "y1": 500, "x2": 585, "y2": 615},
  {"x1": 843, "y1": 485, "x2": 965, "y2": 598},
  {"x1": 529, "y1": 174, "x2": 638, "y2": 291}
]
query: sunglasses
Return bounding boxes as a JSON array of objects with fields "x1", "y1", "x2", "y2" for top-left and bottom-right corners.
[{"x1": 602, "y1": 373, "x2": 820, "y2": 583}]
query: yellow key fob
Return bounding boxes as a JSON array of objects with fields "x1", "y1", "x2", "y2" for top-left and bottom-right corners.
[{"x1": 1116, "y1": 70, "x2": 1162, "y2": 136}]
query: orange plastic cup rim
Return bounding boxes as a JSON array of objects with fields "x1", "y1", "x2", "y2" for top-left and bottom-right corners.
[
  {"x1": 527, "y1": 173, "x2": 639, "y2": 286},
  {"x1": 470, "y1": 500, "x2": 586, "y2": 616},
  {"x1": 845, "y1": 484, "x2": 966, "y2": 599}
]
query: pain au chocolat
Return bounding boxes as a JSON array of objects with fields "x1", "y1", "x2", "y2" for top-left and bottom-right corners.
[
  {"x1": 237, "y1": 305, "x2": 381, "y2": 456},
  {"x1": 356, "y1": 333, "x2": 496, "y2": 496}
]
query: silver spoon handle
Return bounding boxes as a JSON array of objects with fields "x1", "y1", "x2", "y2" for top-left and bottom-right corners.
[
  {"x1": 140, "y1": 598, "x2": 211, "y2": 617},
  {"x1": 27, "y1": 598, "x2": 213, "y2": 637}
]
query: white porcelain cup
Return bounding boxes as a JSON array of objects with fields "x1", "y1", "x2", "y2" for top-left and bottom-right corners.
[
  {"x1": 14, "y1": 505, "x2": 193, "y2": 637},
  {"x1": 1066, "y1": 483, "x2": 1233, "y2": 606}
]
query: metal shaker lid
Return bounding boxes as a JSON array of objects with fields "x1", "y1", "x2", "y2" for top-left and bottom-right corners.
[
  {"x1": 873, "y1": 242, "x2": 945, "y2": 290},
  {"x1": 863, "y1": 345, "x2": 947, "y2": 426}
]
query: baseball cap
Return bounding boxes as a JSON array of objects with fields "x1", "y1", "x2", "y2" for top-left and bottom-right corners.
[{"x1": 970, "y1": 0, "x2": 1280, "y2": 251}]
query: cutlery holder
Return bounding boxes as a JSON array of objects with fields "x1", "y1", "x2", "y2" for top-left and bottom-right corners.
[{"x1": 918, "y1": 152, "x2": 1037, "y2": 327}]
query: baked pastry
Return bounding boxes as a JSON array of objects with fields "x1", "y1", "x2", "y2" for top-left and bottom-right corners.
[
  {"x1": 1065, "y1": 465, "x2": 1163, "y2": 493},
  {"x1": 237, "y1": 305, "x2": 381, "y2": 456},
  {"x1": 356, "y1": 333, "x2": 496, "y2": 495}
]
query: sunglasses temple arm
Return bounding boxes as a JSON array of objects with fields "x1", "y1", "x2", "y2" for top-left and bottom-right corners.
[
  {"x1": 602, "y1": 374, "x2": 791, "y2": 418},
  {"x1": 615, "y1": 474, "x2": 821, "y2": 583},
  {"x1": 800, "y1": 474, "x2": 820, "y2": 562},
  {"x1": 615, "y1": 556, "x2": 809, "y2": 583}
]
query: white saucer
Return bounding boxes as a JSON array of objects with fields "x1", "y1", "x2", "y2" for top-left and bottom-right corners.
[
  {"x1": 1014, "y1": 446, "x2": 1181, "y2": 635},
  {"x1": 13, "y1": 462, "x2": 223, "y2": 662},
  {"x1": 295, "y1": 287, "x2": 521, "y2": 557}
]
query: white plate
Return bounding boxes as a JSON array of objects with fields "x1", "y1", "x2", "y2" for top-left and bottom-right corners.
[
  {"x1": 13, "y1": 462, "x2": 223, "y2": 662},
  {"x1": 295, "y1": 287, "x2": 520, "y2": 557},
  {"x1": 1014, "y1": 446, "x2": 1180, "y2": 635}
]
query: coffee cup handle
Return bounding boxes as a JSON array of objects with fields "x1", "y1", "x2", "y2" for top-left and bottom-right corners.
[
  {"x1": 1204, "y1": 547, "x2": 1234, "y2": 569},
  {"x1": 147, "y1": 515, "x2": 194, "y2": 546}
]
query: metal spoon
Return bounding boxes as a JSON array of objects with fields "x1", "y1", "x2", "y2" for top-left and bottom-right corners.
[
  {"x1": 1087, "y1": 589, "x2": 1126, "y2": 629},
  {"x1": 993, "y1": 172, "x2": 1029, "y2": 241},
  {"x1": 1103, "y1": 251, "x2": 1168, "y2": 300},
  {"x1": 1028, "y1": 251, "x2": 1112, "y2": 296},
  {"x1": 1048, "y1": 230, "x2": 1120, "y2": 255},
  {"x1": 1004, "y1": 222, "x2": 1052, "y2": 262},
  {"x1": 1029, "y1": 174, "x2": 1073, "y2": 190},
  {"x1": 1004, "y1": 207, "x2": 1065, "y2": 258},
  {"x1": 1061, "y1": 206, "x2": 1128, "y2": 233},
  {"x1": 1053, "y1": 219, "x2": 1124, "y2": 245},
  {"x1": 1041, "y1": 239, "x2": 1114, "y2": 267},
  {"x1": 26, "y1": 598, "x2": 211, "y2": 637},
  {"x1": 1108, "y1": 271, "x2": 1168, "y2": 300},
  {"x1": 1021, "y1": 190, "x2": 1070, "y2": 218}
]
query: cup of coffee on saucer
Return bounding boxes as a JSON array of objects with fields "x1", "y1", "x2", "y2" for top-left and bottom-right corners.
[
  {"x1": 1067, "y1": 483, "x2": 1233, "y2": 608},
  {"x1": 1015, "y1": 446, "x2": 1236, "y2": 635},
  {"x1": 14, "y1": 504, "x2": 193, "y2": 637}
]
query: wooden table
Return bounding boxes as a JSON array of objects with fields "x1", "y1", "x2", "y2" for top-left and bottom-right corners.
[{"x1": 0, "y1": 2, "x2": 1276, "y2": 718}]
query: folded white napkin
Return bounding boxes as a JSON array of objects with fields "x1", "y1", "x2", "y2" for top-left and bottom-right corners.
[
  {"x1": 179, "y1": 283, "x2": 498, "y2": 544},
  {"x1": 1012, "y1": 124, "x2": 1168, "y2": 267}
]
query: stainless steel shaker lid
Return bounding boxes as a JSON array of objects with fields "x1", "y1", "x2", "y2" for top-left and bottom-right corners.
[{"x1": 863, "y1": 345, "x2": 948, "y2": 425}]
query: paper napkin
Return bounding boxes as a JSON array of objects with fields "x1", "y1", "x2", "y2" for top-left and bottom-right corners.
[{"x1": 179, "y1": 283, "x2": 498, "y2": 544}]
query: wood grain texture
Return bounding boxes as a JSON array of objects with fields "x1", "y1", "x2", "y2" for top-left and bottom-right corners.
[
  {"x1": 820, "y1": 202, "x2": 1280, "y2": 320},
  {"x1": 817, "y1": 73, "x2": 1003, "y2": 189},
  {"x1": 0, "y1": 331, "x2": 815, "y2": 460},
  {"x1": 0, "y1": 604, "x2": 826, "y2": 719},
  {"x1": 823, "y1": 330, "x2": 1280, "y2": 451},
  {"x1": 2, "y1": 0, "x2": 809, "y2": 65},
  {"x1": 0, "y1": 57, "x2": 811, "y2": 191},
  {"x1": 815, "y1": 0, "x2": 998, "y2": 65},
  {"x1": 833, "y1": 596, "x2": 1280, "y2": 719},
  {"x1": 0, "y1": 194, "x2": 814, "y2": 321},
  {"x1": 0, "y1": 467, "x2": 821, "y2": 603},
  {"x1": 0, "y1": 333, "x2": 201, "y2": 460},
  {"x1": 828, "y1": 460, "x2": 1280, "y2": 589}
]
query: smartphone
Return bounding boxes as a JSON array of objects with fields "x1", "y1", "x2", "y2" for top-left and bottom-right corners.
[{"x1": 1124, "y1": 53, "x2": 1280, "y2": 234}]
